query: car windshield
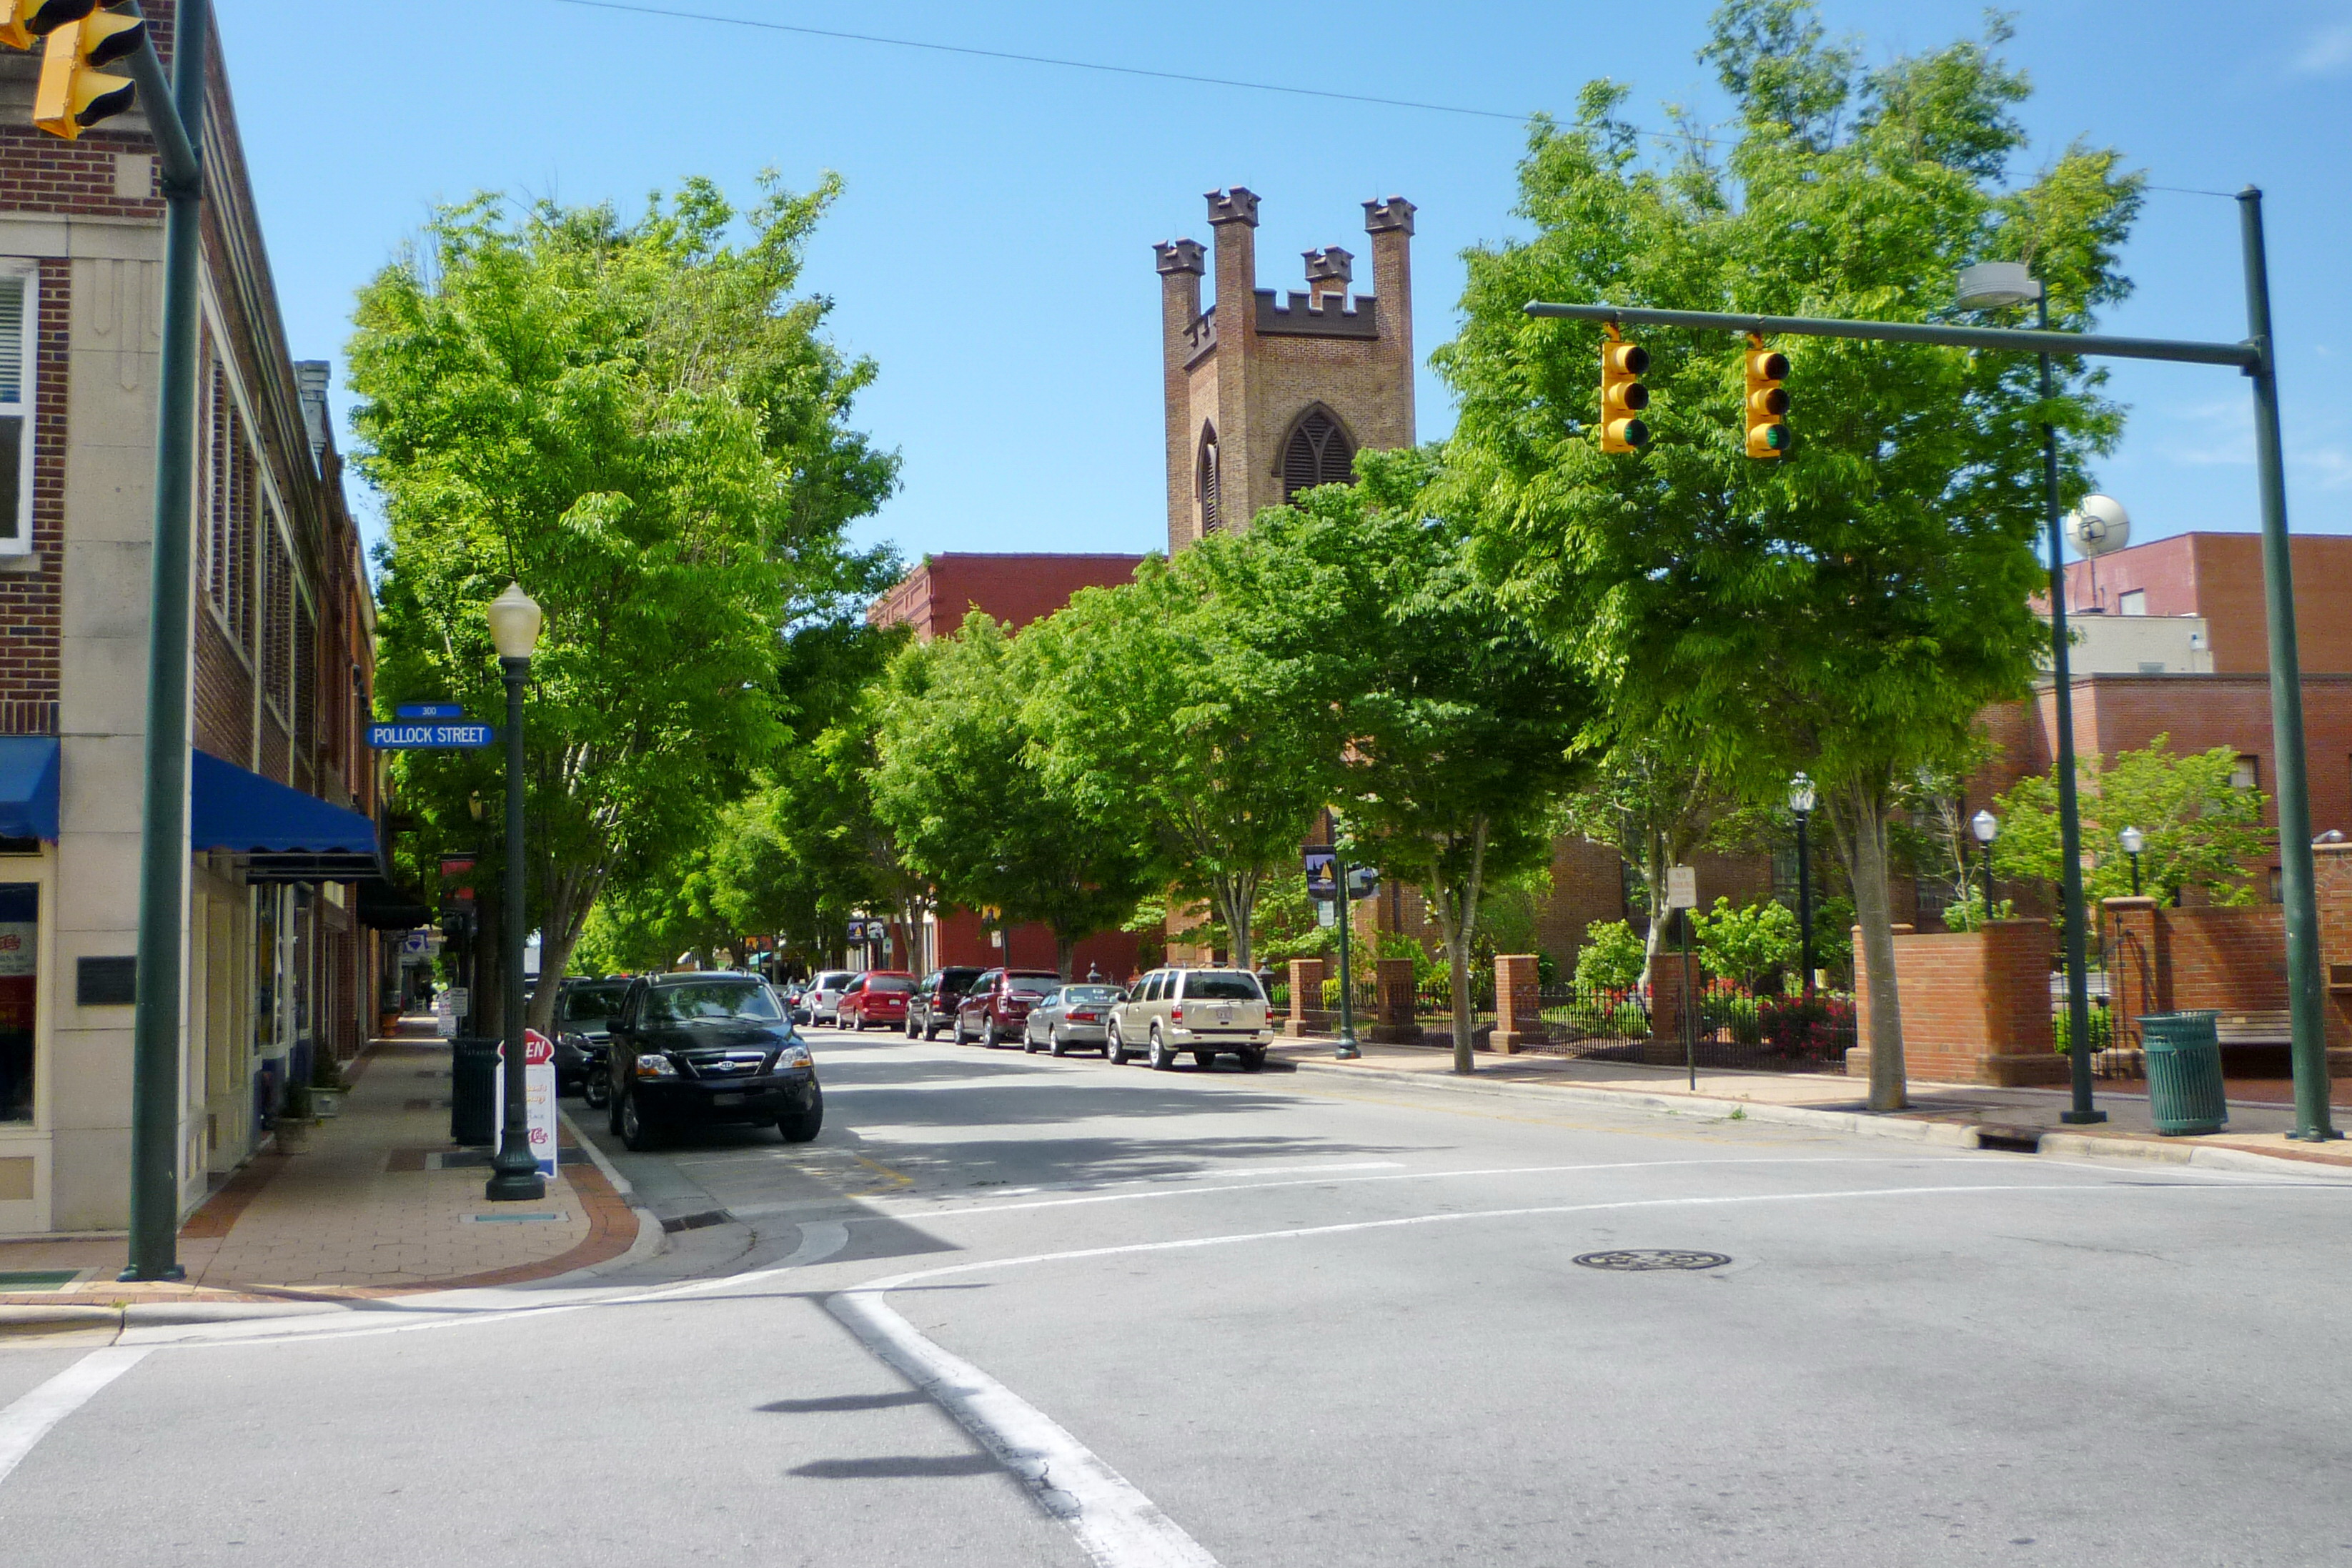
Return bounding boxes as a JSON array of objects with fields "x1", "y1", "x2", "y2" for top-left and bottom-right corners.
[
  {"x1": 1185, "y1": 972, "x2": 1263, "y2": 1001},
  {"x1": 560, "y1": 985, "x2": 627, "y2": 1023},
  {"x1": 865, "y1": 975, "x2": 916, "y2": 994},
  {"x1": 1006, "y1": 976, "x2": 1058, "y2": 996},
  {"x1": 643, "y1": 982, "x2": 783, "y2": 1025},
  {"x1": 1063, "y1": 986, "x2": 1120, "y2": 1004}
]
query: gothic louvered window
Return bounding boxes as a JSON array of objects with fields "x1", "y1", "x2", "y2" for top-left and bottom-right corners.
[
  {"x1": 1196, "y1": 425, "x2": 1221, "y2": 533},
  {"x1": 1281, "y1": 408, "x2": 1354, "y2": 501}
]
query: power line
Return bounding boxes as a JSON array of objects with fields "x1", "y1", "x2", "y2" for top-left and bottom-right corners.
[{"x1": 547, "y1": 0, "x2": 1532, "y2": 122}]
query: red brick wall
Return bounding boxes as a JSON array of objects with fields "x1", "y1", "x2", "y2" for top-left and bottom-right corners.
[
  {"x1": 0, "y1": 260, "x2": 69, "y2": 735},
  {"x1": 1850, "y1": 921, "x2": 2067, "y2": 1086},
  {"x1": 0, "y1": 126, "x2": 167, "y2": 223},
  {"x1": 2060, "y1": 533, "x2": 2352, "y2": 675},
  {"x1": 868, "y1": 553, "x2": 1146, "y2": 642},
  {"x1": 928, "y1": 905, "x2": 1140, "y2": 981}
]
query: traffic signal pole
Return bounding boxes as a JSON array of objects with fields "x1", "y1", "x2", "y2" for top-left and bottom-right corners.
[
  {"x1": 120, "y1": 0, "x2": 212, "y2": 1280},
  {"x1": 1526, "y1": 219, "x2": 2338, "y2": 1139}
]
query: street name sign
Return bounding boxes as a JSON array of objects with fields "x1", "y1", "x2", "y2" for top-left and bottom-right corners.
[
  {"x1": 369, "y1": 721, "x2": 495, "y2": 750},
  {"x1": 396, "y1": 703, "x2": 467, "y2": 719}
]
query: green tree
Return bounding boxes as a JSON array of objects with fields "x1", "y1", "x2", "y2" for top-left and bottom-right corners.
[
  {"x1": 1558, "y1": 728, "x2": 1749, "y2": 985},
  {"x1": 354, "y1": 176, "x2": 897, "y2": 1033},
  {"x1": 1574, "y1": 919, "x2": 1648, "y2": 994},
  {"x1": 1435, "y1": 1, "x2": 2140, "y2": 1107},
  {"x1": 1022, "y1": 555, "x2": 1334, "y2": 973},
  {"x1": 872, "y1": 617, "x2": 1156, "y2": 977},
  {"x1": 1992, "y1": 736, "x2": 2273, "y2": 907},
  {"x1": 1234, "y1": 450, "x2": 1598, "y2": 1072},
  {"x1": 1689, "y1": 896, "x2": 1800, "y2": 994}
]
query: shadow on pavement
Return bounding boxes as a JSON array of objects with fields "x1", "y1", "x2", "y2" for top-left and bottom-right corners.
[
  {"x1": 759, "y1": 1391, "x2": 927, "y2": 1414},
  {"x1": 788, "y1": 1454, "x2": 1001, "y2": 1479}
]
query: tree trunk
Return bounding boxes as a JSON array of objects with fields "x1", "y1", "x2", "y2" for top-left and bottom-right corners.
[
  {"x1": 1830, "y1": 780, "x2": 1907, "y2": 1111},
  {"x1": 1053, "y1": 929, "x2": 1076, "y2": 981},
  {"x1": 1215, "y1": 874, "x2": 1256, "y2": 973},
  {"x1": 1639, "y1": 829, "x2": 1669, "y2": 998},
  {"x1": 1431, "y1": 820, "x2": 1490, "y2": 1076}
]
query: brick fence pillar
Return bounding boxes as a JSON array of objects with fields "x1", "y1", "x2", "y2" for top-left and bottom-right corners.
[
  {"x1": 2101, "y1": 896, "x2": 2166, "y2": 1052},
  {"x1": 1369, "y1": 958, "x2": 1421, "y2": 1043},
  {"x1": 1492, "y1": 954, "x2": 1544, "y2": 1055},
  {"x1": 1846, "y1": 921, "x2": 2065, "y2": 1087},
  {"x1": 2316, "y1": 842, "x2": 2352, "y2": 1051},
  {"x1": 1284, "y1": 957, "x2": 1328, "y2": 1038}
]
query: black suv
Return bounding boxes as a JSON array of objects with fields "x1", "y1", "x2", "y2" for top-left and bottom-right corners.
[
  {"x1": 601, "y1": 973, "x2": 820, "y2": 1151},
  {"x1": 909, "y1": 966, "x2": 986, "y2": 1040},
  {"x1": 554, "y1": 977, "x2": 630, "y2": 1103}
]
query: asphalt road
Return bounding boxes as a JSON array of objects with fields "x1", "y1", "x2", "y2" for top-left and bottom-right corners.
[{"x1": 6, "y1": 1023, "x2": 2351, "y2": 1567}]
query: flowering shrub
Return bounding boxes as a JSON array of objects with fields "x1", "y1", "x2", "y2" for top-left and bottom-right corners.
[{"x1": 1756, "y1": 991, "x2": 1857, "y2": 1055}]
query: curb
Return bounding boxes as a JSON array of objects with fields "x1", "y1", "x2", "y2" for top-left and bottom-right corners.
[{"x1": 1275, "y1": 1053, "x2": 2352, "y2": 1179}]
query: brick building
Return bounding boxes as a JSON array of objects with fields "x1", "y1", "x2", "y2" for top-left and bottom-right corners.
[{"x1": 0, "y1": 9, "x2": 392, "y2": 1235}]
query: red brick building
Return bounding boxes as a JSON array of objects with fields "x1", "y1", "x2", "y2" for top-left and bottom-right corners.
[
  {"x1": 868, "y1": 552, "x2": 1145, "y2": 642},
  {"x1": 0, "y1": 9, "x2": 389, "y2": 1234}
]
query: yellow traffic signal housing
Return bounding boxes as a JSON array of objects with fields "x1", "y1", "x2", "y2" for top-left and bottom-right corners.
[
  {"x1": 0, "y1": 1, "x2": 99, "y2": 52},
  {"x1": 34, "y1": 6, "x2": 142, "y2": 141},
  {"x1": 1599, "y1": 331, "x2": 1650, "y2": 453},
  {"x1": 1745, "y1": 336, "x2": 1790, "y2": 459}
]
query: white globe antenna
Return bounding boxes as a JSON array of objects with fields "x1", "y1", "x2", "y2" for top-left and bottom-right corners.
[{"x1": 2065, "y1": 494, "x2": 2130, "y2": 559}]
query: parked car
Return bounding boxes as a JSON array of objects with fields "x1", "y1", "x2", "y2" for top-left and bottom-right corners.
[
  {"x1": 553, "y1": 976, "x2": 632, "y2": 1106},
  {"x1": 1107, "y1": 967, "x2": 1272, "y2": 1071},
  {"x1": 838, "y1": 970, "x2": 917, "y2": 1030},
  {"x1": 804, "y1": 969, "x2": 859, "y2": 1026},
  {"x1": 909, "y1": 966, "x2": 986, "y2": 1040},
  {"x1": 953, "y1": 968, "x2": 1062, "y2": 1047},
  {"x1": 1022, "y1": 983, "x2": 1123, "y2": 1056},
  {"x1": 601, "y1": 971, "x2": 820, "y2": 1151}
]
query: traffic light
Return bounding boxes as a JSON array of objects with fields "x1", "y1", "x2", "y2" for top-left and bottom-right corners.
[
  {"x1": 1599, "y1": 329, "x2": 1649, "y2": 453},
  {"x1": 1744, "y1": 334, "x2": 1790, "y2": 459},
  {"x1": 33, "y1": 4, "x2": 142, "y2": 141},
  {"x1": 0, "y1": 1, "x2": 99, "y2": 52}
]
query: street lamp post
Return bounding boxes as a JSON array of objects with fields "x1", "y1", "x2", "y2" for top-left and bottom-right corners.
[
  {"x1": 1970, "y1": 809, "x2": 1999, "y2": 918},
  {"x1": 1788, "y1": 773, "x2": 1817, "y2": 995},
  {"x1": 485, "y1": 582, "x2": 545, "y2": 1203},
  {"x1": 1331, "y1": 812, "x2": 1361, "y2": 1061},
  {"x1": 2120, "y1": 825, "x2": 2145, "y2": 898},
  {"x1": 1957, "y1": 261, "x2": 2105, "y2": 1125}
]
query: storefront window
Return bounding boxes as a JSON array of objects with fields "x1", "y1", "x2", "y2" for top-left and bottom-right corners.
[{"x1": 0, "y1": 883, "x2": 34, "y2": 1121}]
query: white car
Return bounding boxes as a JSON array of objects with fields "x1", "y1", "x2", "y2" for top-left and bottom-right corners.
[
  {"x1": 805, "y1": 970, "x2": 859, "y2": 1026},
  {"x1": 1107, "y1": 967, "x2": 1273, "y2": 1072}
]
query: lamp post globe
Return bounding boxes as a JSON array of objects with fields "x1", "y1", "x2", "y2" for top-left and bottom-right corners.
[
  {"x1": 485, "y1": 582, "x2": 545, "y2": 1202},
  {"x1": 2120, "y1": 825, "x2": 2146, "y2": 897},
  {"x1": 1970, "y1": 809, "x2": 1998, "y2": 845}
]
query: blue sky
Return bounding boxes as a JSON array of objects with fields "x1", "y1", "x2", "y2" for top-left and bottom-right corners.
[{"x1": 219, "y1": 1, "x2": 2352, "y2": 567}]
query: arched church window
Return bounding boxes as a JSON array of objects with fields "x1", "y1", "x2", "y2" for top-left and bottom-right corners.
[
  {"x1": 1281, "y1": 407, "x2": 1355, "y2": 501},
  {"x1": 1197, "y1": 424, "x2": 1221, "y2": 533}
]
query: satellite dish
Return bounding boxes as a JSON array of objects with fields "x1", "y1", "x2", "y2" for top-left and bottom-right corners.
[{"x1": 2065, "y1": 494, "x2": 2130, "y2": 558}]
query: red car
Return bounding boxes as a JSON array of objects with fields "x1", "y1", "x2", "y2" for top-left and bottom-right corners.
[
  {"x1": 836, "y1": 971, "x2": 916, "y2": 1031},
  {"x1": 953, "y1": 968, "x2": 1063, "y2": 1048}
]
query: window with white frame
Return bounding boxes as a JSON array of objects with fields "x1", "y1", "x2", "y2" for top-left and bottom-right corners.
[{"x1": 0, "y1": 267, "x2": 35, "y2": 554}]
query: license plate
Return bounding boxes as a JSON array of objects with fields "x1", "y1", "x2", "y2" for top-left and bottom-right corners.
[
  {"x1": 1217, "y1": 1008, "x2": 1234, "y2": 1025},
  {"x1": 711, "y1": 1093, "x2": 745, "y2": 1107}
]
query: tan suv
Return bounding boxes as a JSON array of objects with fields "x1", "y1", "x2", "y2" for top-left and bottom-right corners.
[{"x1": 1107, "y1": 967, "x2": 1272, "y2": 1072}]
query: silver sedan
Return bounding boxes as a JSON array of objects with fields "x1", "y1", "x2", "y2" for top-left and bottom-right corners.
[{"x1": 1023, "y1": 984, "x2": 1124, "y2": 1056}]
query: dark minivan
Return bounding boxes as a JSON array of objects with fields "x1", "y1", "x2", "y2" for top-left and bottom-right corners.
[
  {"x1": 602, "y1": 973, "x2": 820, "y2": 1151},
  {"x1": 909, "y1": 966, "x2": 986, "y2": 1041}
]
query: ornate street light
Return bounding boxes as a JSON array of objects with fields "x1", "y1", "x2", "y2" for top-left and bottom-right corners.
[
  {"x1": 1956, "y1": 261, "x2": 2103, "y2": 1126},
  {"x1": 1970, "y1": 808, "x2": 2000, "y2": 920},
  {"x1": 485, "y1": 582, "x2": 545, "y2": 1202},
  {"x1": 1787, "y1": 773, "x2": 1817, "y2": 995},
  {"x1": 2119, "y1": 825, "x2": 2146, "y2": 897}
]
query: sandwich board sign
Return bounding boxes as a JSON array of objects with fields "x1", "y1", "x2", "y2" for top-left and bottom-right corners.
[{"x1": 490, "y1": 1030, "x2": 560, "y2": 1179}]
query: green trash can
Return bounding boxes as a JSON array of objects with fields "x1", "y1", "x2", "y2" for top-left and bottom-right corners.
[
  {"x1": 2138, "y1": 1011, "x2": 2228, "y2": 1136},
  {"x1": 449, "y1": 1036, "x2": 502, "y2": 1147}
]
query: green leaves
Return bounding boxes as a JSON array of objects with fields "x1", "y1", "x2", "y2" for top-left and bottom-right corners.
[{"x1": 1992, "y1": 737, "x2": 2274, "y2": 907}]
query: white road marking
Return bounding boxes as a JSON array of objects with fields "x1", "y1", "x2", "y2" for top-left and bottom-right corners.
[
  {"x1": 783, "y1": 1220, "x2": 849, "y2": 1268},
  {"x1": 0, "y1": 1346, "x2": 153, "y2": 1487},
  {"x1": 831, "y1": 1286, "x2": 1221, "y2": 1568}
]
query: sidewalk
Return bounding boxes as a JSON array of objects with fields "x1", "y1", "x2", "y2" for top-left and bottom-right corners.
[
  {"x1": 1269, "y1": 1035, "x2": 2352, "y2": 1174},
  {"x1": 0, "y1": 1020, "x2": 644, "y2": 1311}
]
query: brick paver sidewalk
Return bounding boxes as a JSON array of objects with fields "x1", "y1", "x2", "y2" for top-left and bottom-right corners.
[
  {"x1": 1269, "y1": 1036, "x2": 2352, "y2": 1172},
  {"x1": 0, "y1": 1021, "x2": 641, "y2": 1309}
]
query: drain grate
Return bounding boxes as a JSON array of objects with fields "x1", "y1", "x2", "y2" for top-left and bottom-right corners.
[
  {"x1": 1574, "y1": 1249, "x2": 1732, "y2": 1272},
  {"x1": 660, "y1": 1209, "x2": 733, "y2": 1234}
]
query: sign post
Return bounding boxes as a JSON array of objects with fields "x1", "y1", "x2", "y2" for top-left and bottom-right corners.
[{"x1": 1666, "y1": 866, "x2": 1699, "y2": 1090}]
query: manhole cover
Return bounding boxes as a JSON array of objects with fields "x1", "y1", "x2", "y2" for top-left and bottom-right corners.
[{"x1": 1573, "y1": 1249, "x2": 1732, "y2": 1272}]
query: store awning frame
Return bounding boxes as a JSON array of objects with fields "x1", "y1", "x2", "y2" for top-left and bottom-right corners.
[{"x1": 192, "y1": 748, "x2": 383, "y2": 883}]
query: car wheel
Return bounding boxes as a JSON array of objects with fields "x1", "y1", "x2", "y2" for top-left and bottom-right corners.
[
  {"x1": 1023, "y1": 1026, "x2": 1040, "y2": 1053},
  {"x1": 1106, "y1": 1022, "x2": 1127, "y2": 1066},
  {"x1": 606, "y1": 1080, "x2": 624, "y2": 1134},
  {"x1": 619, "y1": 1091, "x2": 660, "y2": 1153},
  {"x1": 1048, "y1": 1028, "x2": 1068, "y2": 1058},
  {"x1": 906, "y1": 1018, "x2": 920, "y2": 1039},
  {"x1": 778, "y1": 1086, "x2": 824, "y2": 1144},
  {"x1": 1148, "y1": 1028, "x2": 1174, "y2": 1071},
  {"x1": 923, "y1": 1021, "x2": 939, "y2": 1041},
  {"x1": 984, "y1": 1019, "x2": 1001, "y2": 1048},
  {"x1": 1239, "y1": 1046, "x2": 1267, "y2": 1073},
  {"x1": 583, "y1": 1073, "x2": 610, "y2": 1110}
]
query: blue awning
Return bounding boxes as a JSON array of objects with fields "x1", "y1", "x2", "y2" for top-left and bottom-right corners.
[
  {"x1": 0, "y1": 737, "x2": 59, "y2": 841},
  {"x1": 192, "y1": 749, "x2": 382, "y2": 882}
]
